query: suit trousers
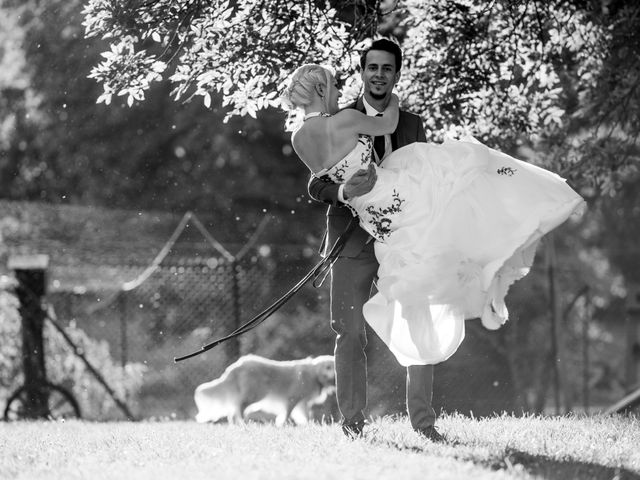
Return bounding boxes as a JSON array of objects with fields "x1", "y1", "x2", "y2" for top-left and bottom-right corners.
[{"x1": 329, "y1": 239, "x2": 436, "y2": 429}]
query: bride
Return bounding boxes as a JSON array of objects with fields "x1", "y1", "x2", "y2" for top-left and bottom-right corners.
[{"x1": 282, "y1": 63, "x2": 585, "y2": 367}]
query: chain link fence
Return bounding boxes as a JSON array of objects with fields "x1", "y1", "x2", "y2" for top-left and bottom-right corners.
[
  {"x1": 49, "y1": 259, "x2": 264, "y2": 419},
  {"x1": 52, "y1": 246, "x2": 332, "y2": 420},
  {"x1": 2, "y1": 202, "x2": 635, "y2": 421},
  {"x1": 1, "y1": 205, "x2": 334, "y2": 421}
]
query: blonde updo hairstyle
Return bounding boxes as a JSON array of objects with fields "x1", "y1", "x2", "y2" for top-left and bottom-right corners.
[{"x1": 282, "y1": 63, "x2": 334, "y2": 113}]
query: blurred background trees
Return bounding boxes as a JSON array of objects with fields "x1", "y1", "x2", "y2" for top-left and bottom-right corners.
[
  {"x1": 0, "y1": 0, "x2": 312, "y2": 220},
  {"x1": 3, "y1": 0, "x2": 639, "y2": 211}
]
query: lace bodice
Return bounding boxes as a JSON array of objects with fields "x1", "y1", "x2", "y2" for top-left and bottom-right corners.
[
  {"x1": 313, "y1": 135, "x2": 410, "y2": 243},
  {"x1": 314, "y1": 136, "x2": 373, "y2": 184}
]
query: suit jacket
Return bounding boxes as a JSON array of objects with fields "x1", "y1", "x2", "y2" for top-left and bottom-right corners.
[{"x1": 308, "y1": 97, "x2": 427, "y2": 258}]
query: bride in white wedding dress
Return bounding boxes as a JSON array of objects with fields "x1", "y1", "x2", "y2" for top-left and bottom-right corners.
[{"x1": 283, "y1": 64, "x2": 585, "y2": 366}]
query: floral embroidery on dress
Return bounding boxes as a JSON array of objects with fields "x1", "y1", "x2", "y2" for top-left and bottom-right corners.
[
  {"x1": 358, "y1": 136, "x2": 373, "y2": 167},
  {"x1": 320, "y1": 137, "x2": 373, "y2": 184},
  {"x1": 497, "y1": 166, "x2": 517, "y2": 176},
  {"x1": 316, "y1": 173, "x2": 333, "y2": 183},
  {"x1": 365, "y1": 190, "x2": 405, "y2": 239},
  {"x1": 333, "y1": 163, "x2": 348, "y2": 183}
]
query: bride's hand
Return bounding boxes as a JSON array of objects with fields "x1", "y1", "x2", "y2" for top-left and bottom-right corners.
[
  {"x1": 388, "y1": 93, "x2": 399, "y2": 110},
  {"x1": 380, "y1": 93, "x2": 399, "y2": 133},
  {"x1": 383, "y1": 93, "x2": 399, "y2": 117},
  {"x1": 344, "y1": 163, "x2": 377, "y2": 200}
]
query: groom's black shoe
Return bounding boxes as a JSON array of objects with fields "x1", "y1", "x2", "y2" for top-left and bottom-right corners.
[
  {"x1": 415, "y1": 425, "x2": 446, "y2": 443},
  {"x1": 342, "y1": 419, "x2": 365, "y2": 439}
]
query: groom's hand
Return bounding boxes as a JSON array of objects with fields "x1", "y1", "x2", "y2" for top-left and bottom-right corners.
[{"x1": 344, "y1": 163, "x2": 377, "y2": 200}]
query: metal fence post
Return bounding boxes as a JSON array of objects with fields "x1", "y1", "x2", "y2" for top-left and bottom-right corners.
[
  {"x1": 9, "y1": 254, "x2": 50, "y2": 419},
  {"x1": 626, "y1": 284, "x2": 640, "y2": 390},
  {"x1": 582, "y1": 288, "x2": 591, "y2": 414},
  {"x1": 118, "y1": 291, "x2": 128, "y2": 368},
  {"x1": 229, "y1": 260, "x2": 241, "y2": 361}
]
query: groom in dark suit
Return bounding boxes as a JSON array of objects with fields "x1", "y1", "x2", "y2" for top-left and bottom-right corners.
[{"x1": 308, "y1": 39, "x2": 444, "y2": 441}]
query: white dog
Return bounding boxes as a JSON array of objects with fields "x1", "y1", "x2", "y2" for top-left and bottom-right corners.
[{"x1": 194, "y1": 354, "x2": 335, "y2": 426}]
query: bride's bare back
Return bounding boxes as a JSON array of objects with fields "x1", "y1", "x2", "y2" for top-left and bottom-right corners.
[{"x1": 292, "y1": 98, "x2": 399, "y2": 174}]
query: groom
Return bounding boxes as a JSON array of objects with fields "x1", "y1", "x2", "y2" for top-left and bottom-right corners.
[{"x1": 308, "y1": 39, "x2": 444, "y2": 441}]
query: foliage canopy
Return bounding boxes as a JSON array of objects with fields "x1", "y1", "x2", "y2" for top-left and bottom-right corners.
[{"x1": 82, "y1": 0, "x2": 640, "y2": 194}]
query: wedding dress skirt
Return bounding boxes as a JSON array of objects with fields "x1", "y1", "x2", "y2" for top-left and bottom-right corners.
[{"x1": 315, "y1": 136, "x2": 585, "y2": 366}]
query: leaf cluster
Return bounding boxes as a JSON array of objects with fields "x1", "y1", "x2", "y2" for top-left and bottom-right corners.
[
  {"x1": 83, "y1": 0, "x2": 357, "y2": 119},
  {"x1": 81, "y1": 0, "x2": 640, "y2": 195}
]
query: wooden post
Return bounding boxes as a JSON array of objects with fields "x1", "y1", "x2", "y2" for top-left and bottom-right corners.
[
  {"x1": 9, "y1": 254, "x2": 50, "y2": 419},
  {"x1": 228, "y1": 260, "x2": 241, "y2": 361},
  {"x1": 582, "y1": 289, "x2": 591, "y2": 414},
  {"x1": 546, "y1": 236, "x2": 571, "y2": 414},
  {"x1": 625, "y1": 284, "x2": 640, "y2": 390},
  {"x1": 118, "y1": 292, "x2": 128, "y2": 368}
]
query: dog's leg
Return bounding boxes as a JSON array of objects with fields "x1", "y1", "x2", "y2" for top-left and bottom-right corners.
[
  {"x1": 275, "y1": 403, "x2": 297, "y2": 427},
  {"x1": 227, "y1": 402, "x2": 245, "y2": 424},
  {"x1": 228, "y1": 411, "x2": 243, "y2": 424},
  {"x1": 274, "y1": 412, "x2": 288, "y2": 427},
  {"x1": 291, "y1": 402, "x2": 310, "y2": 425}
]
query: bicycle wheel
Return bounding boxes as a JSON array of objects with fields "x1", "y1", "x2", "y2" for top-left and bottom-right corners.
[{"x1": 3, "y1": 382, "x2": 81, "y2": 421}]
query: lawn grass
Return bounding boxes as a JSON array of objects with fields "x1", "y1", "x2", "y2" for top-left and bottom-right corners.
[{"x1": 0, "y1": 413, "x2": 638, "y2": 480}]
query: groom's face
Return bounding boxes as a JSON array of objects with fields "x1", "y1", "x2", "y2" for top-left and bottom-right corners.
[{"x1": 361, "y1": 50, "x2": 400, "y2": 102}]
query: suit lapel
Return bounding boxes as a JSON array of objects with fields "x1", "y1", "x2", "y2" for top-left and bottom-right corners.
[
  {"x1": 351, "y1": 97, "x2": 366, "y2": 113},
  {"x1": 391, "y1": 130, "x2": 399, "y2": 151},
  {"x1": 393, "y1": 113, "x2": 413, "y2": 150}
]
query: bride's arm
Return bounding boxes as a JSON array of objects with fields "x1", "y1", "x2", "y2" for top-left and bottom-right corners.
[{"x1": 333, "y1": 95, "x2": 399, "y2": 137}]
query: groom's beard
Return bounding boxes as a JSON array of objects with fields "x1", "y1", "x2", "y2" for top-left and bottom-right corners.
[{"x1": 370, "y1": 91, "x2": 388, "y2": 101}]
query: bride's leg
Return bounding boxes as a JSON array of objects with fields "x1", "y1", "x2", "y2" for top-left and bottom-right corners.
[{"x1": 330, "y1": 241, "x2": 378, "y2": 426}]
